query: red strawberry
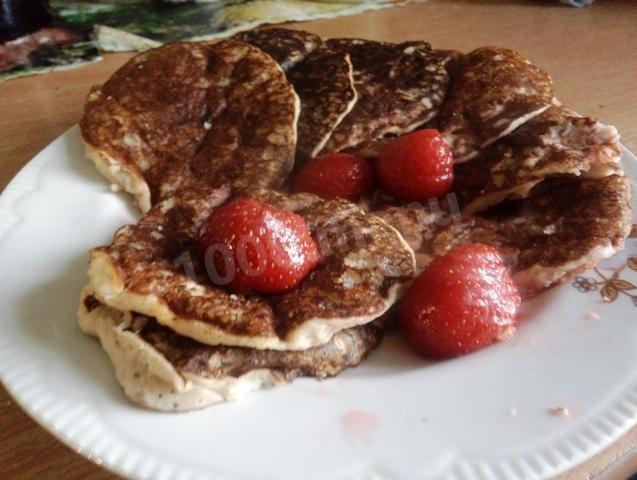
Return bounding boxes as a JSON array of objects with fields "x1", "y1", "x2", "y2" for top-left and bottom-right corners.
[
  {"x1": 399, "y1": 244, "x2": 520, "y2": 359},
  {"x1": 292, "y1": 152, "x2": 374, "y2": 201},
  {"x1": 197, "y1": 198, "x2": 320, "y2": 294},
  {"x1": 377, "y1": 129, "x2": 453, "y2": 201}
]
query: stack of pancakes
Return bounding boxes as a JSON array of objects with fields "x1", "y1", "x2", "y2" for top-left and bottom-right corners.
[{"x1": 78, "y1": 29, "x2": 632, "y2": 411}]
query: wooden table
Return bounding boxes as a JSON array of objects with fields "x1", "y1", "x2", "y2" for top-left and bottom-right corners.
[{"x1": 1, "y1": 1, "x2": 636, "y2": 478}]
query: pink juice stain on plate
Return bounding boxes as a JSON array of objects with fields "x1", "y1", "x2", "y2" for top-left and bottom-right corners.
[{"x1": 341, "y1": 410, "x2": 377, "y2": 445}]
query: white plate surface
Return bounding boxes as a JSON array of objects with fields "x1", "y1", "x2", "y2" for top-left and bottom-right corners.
[{"x1": 0, "y1": 127, "x2": 636, "y2": 480}]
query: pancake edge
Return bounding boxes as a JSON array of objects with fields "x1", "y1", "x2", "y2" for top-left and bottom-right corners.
[
  {"x1": 84, "y1": 140, "x2": 152, "y2": 213},
  {"x1": 452, "y1": 103, "x2": 552, "y2": 164},
  {"x1": 88, "y1": 249, "x2": 407, "y2": 351},
  {"x1": 308, "y1": 53, "x2": 358, "y2": 158},
  {"x1": 513, "y1": 242, "x2": 620, "y2": 298},
  {"x1": 79, "y1": 288, "x2": 285, "y2": 412}
]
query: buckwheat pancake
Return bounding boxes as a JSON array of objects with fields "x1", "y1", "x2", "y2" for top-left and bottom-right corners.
[
  {"x1": 287, "y1": 47, "x2": 357, "y2": 159},
  {"x1": 320, "y1": 38, "x2": 449, "y2": 154},
  {"x1": 86, "y1": 185, "x2": 415, "y2": 351},
  {"x1": 454, "y1": 105, "x2": 622, "y2": 213},
  {"x1": 232, "y1": 29, "x2": 357, "y2": 159},
  {"x1": 80, "y1": 40, "x2": 299, "y2": 212},
  {"x1": 79, "y1": 292, "x2": 383, "y2": 412},
  {"x1": 233, "y1": 28, "x2": 322, "y2": 71},
  {"x1": 376, "y1": 175, "x2": 632, "y2": 298},
  {"x1": 437, "y1": 46, "x2": 554, "y2": 163}
]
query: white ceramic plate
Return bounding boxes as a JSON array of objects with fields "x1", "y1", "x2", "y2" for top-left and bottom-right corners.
[{"x1": 0, "y1": 127, "x2": 636, "y2": 480}]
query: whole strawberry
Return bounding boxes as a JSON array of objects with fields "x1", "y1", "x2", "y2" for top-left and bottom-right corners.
[
  {"x1": 292, "y1": 152, "x2": 374, "y2": 201},
  {"x1": 399, "y1": 244, "x2": 520, "y2": 359},
  {"x1": 197, "y1": 198, "x2": 320, "y2": 294},
  {"x1": 377, "y1": 129, "x2": 454, "y2": 201}
]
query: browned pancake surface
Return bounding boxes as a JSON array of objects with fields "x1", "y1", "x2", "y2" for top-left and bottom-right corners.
[
  {"x1": 321, "y1": 38, "x2": 448, "y2": 154},
  {"x1": 81, "y1": 40, "x2": 298, "y2": 206},
  {"x1": 83, "y1": 298, "x2": 384, "y2": 380},
  {"x1": 376, "y1": 175, "x2": 632, "y2": 297},
  {"x1": 287, "y1": 47, "x2": 357, "y2": 159},
  {"x1": 498, "y1": 175, "x2": 631, "y2": 273},
  {"x1": 233, "y1": 28, "x2": 322, "y2": 71},
  {"x1": 437, "y1": 46, "x2": 554, "y2": 162},
  {"x1": 133, "y1": 314, "x2": 382, "y2": 379},
  {"x1": 454, "y1": 106, "x2": 622, "y2": 213}
]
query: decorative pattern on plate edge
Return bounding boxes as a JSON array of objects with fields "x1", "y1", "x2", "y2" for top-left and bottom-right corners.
[{"x1": 573, "y1": 224, "x2": 637, "y2": 306}]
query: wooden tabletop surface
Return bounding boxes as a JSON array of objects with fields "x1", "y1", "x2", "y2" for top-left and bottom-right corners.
[{"x1": 1, "y1": 1, "x2": 636, "y2": 478}]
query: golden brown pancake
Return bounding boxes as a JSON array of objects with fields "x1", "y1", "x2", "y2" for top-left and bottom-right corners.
[
  {"x1": 287, "y1": 47, "x2": 357, "y2": 159},
  {"x1": 79, "y1": 292, "x2": 384, "y2": 412},
  {"x1": 375, "y1": 175, "x2": 632, "y2": 298},
  {"x1": 233, "y1": 28, "x2": 322, "y2": 71},
  {"x1": 86, "y1": 185, "x2": 415, "y2": 351},
  {"x1": 320, "y1": 38, "x2": 449, "y2": 154},
  {"x1": 454, "y1": 105, "x2": 622, "y2": 213},
  {"x1": 81, "y1": 40, "x2": 299, "y2": 212},
  {"x1": 437, "y1": 46, "x2": 554, "y2": 162},
  {"x1": 234, "y1": 29, "x2": 357, "y2": 159}
]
